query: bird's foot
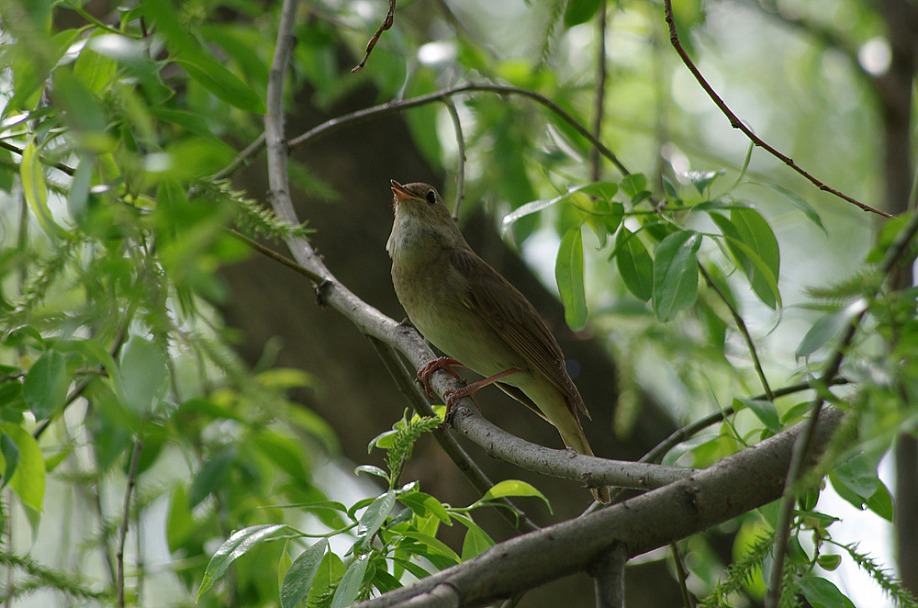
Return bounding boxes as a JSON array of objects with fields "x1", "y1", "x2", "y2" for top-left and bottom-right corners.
[{"x1": 417, "y1": 357, "x2": 463, "y2": 396}]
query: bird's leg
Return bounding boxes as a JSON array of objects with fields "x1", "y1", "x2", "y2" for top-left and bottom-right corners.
[
  {"x1": 444, "y1": 367, "x2": 521, "y2": 412},
  {"x1": 417, "y1": 357, "x2": 464, "y2": 396}
]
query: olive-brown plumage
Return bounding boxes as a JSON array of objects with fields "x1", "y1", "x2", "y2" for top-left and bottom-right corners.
[{"x1": 387, "y1": 180, "x2": 609, "y2": 503}]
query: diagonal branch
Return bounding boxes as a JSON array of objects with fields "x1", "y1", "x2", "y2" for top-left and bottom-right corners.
[
  {"x1": 353, "y1": 407, "x2": 843, "y2": 608},
  {"x1": 662, "y1": 0, "x2": 891, "y2": 218}
]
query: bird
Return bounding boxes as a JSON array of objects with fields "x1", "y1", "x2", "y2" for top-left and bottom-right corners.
[{"x1": 386, "y1": 180, "x2": 610, "y2": 503}]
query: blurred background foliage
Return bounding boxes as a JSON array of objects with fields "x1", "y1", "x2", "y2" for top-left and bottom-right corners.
[{"x1": 0, "y1": 0, "x2": 915, "y2": 606}]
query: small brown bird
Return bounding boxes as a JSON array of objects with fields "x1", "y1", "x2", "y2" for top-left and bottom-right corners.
[{"x1": 387, "y1": 180, "x2": 610, "y2": 503}]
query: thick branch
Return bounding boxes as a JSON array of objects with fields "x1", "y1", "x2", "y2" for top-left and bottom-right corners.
[{"x1": 353, "y1": 407, "x2": 844, "y2": 608}]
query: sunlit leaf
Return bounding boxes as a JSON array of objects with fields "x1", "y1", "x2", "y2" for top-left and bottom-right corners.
[
  {"x1": 0, "y1": 424, "x2": 45, "y2": 512},
  {"x1": 556, "y1": 226, "x2": 587, "y2": 330}
]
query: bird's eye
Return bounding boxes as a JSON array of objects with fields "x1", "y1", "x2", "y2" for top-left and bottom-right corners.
[{"x1": 425, "y1": 190, "x2": 437, "y2": 205}]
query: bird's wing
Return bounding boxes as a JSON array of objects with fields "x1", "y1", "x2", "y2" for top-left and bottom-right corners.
[{"x1": 450, "y1": 247, "x2": 589, "y2": 419}]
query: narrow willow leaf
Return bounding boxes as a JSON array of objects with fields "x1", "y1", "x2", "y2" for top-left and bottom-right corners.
[
  {"x1": 652, "y1": 231, "x2": 702, "y2": 322},
  {"x1": 355, "y1": 490, "x2": 395, "y2": 548},
  {"x1": 480, "y1": 479, "x2": 551, "y2": 511},
  {"x1": 755, "y1": 182, "x2": 826, "y2": 233},
  {"x1": 614, "y1": 227, "x2": 653, "y2": 301},
  {"x1": 280, "y1": 539, "x2": 328, "y2": 608},
  {"x1": 795, "y1": 299, "x2": 866, "y2": 359},
  {"x1": 197, "y1": 524, "x2": 298, "y2": 600},
  {"x1": 20, "y1": 140, "x2": 63, "y2": 238},
  {"x1": 556, "y1": 226, "x2": 587, "y2": 330},
  {"x1": 329, "y1": 555, "x2": 370, "y2": 608}
]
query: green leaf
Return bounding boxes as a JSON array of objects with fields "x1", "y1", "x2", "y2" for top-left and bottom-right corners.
[
  {"x1": 686, "y1": 170, "x2": 723, "y2": 194},
  {"x1": 329, "y1": 554, "x2": 369, "y2": 608},
  {"x1": 716, "y1": 209, "x2": 781, "y2": 309},
  {"x1": 564, "y1": 0, "x2": 603, "y2": 27},
  {"x1": 817, "y1": 554, "x2": 842, "y2": 571},
  {"x1": 736, "y1": 398, "x2": 782, "y2": 434},
  {"x1": 614, "y1": 227, "x2": 653, "y2": 301},
  {"x1": 754, "y1": 182, "x2": 826, "y2": 234},
  {"x1": 185, "y1": 59, "x2": 260, "y2": 114},
  {"x1": 280, "y1": 539, "x2": 328, "y2": 608},
  {"x1": 355, "y1": 490, "x2": 396, "y2": 549},
  {"x1": 0, "y1": 434, "x2": 20, "y2": 490},
  {"x1": 0, "y1": 424, "x2": 45, "y2": 512},
  {"x1": 797, "y1": 576, "x2": 855, "y2": 608},
  {"x1": 189, "y1": 446, "x2": 236, "y2": 508},
  {"x1": 480, "y1": 479, "x2": 551, "y2": 512},
  {"x1": 24, "y1": 350, "x2": 69, "y2": 420},
  {"x1": 454, "y1": 515, "x2": 495, "y2": 560},
  {"x1": 116, "y1": 335, "x2": 168, "y2": 415},
  {"x1": 795, "y1": 299, "x2": 867, "y2": 359},
  {"x1": 166, "y1": 484, "x2": 194, "y2": 551},
  {"x1": 400, "y1": 531, "x2": 461, "y2": 564},
  {"x1": 197, "y1": 524, "x2": 299, "y2": 601},
  {"x1": 398, "y1": 491, "x2": 451, "y2": 524},
  {"x1": 829, "y1": 452, "x2": 880, "y2": 509},
  {"x1": 866, "y1": 481, "x2": 894, "y2": 522},
  {"x1": 556, "y1": 226, "x2": 587, "y2": 330},
  {"x1": 652, "y1": 231, "x2": 701, "y2": 322},
  {"x1": 308, "y1": 552, "x2": 346, "y2": 608},
  {"x1": 20, "y1": 140, "x2": 63, "y2": 238},
  {"x1": 620, "y1": 174, "x2": 647, "y2": 199}
]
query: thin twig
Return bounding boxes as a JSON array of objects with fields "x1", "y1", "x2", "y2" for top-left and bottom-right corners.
[
  {"x1": 590, "y1": 0, "x2": 608, "y2": 182},
  {"x1": 212, "y1": 82, "x2": 631, "y2": 182},
  {"x1": 286, "y1": 82, "x2": 631, "y2": 175},
  {"x1": 227, "y1": 229, "x2": 325, "y2": 284},
  {"x1": 0, "y1": 140, "x2": 76, "y2": 176},
  {"x1": 351, "y1": 0, "x2": 396, "y2": 73},
  {"x1": 766, "y1": 208, "x2": 918, "y2": 606},
  {"x1": 670, "y1": 543, "x2": 694, "y2": 608},
  {"x1": 117, "y1": 439, "x2": 143, "y2": 608},
  {"x1": 698, "y1": 263, "x2": 773, "y2": 400},
  {"x1": 661, "y1": 0, "x2": 890, "y2": 218},
  {"x1": 441, "y1": 98, "x2": 466, "y2": 220}
]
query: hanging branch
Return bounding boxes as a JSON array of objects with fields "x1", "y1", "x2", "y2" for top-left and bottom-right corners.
[
  {"x1": 661, "y1": 0, "x2": 891, "y2": 218},
  {"x1": 352, "y1": 0, "x2": 397, "y2": 73}
]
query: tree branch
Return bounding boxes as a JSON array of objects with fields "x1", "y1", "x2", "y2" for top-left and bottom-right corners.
[
  {"x1": 662, "y1": 0, "x2": 891, "y2": 218},
  {"x1": 353, "y1": 407, "x2": 844, "y2": 608}
]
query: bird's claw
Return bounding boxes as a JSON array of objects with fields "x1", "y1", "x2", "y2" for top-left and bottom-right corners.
[{"x1": 417, "y1": 357, "x2": 463, "y2": 396}]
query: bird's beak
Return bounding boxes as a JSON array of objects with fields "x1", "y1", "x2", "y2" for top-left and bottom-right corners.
[{"x1": 390, "y1": 180, "x2": 413, "y2": 203}]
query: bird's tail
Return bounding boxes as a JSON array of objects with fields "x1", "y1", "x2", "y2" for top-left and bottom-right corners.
[{"x1": 557, "y1": 417, "x2": 611, "y2": 504}]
